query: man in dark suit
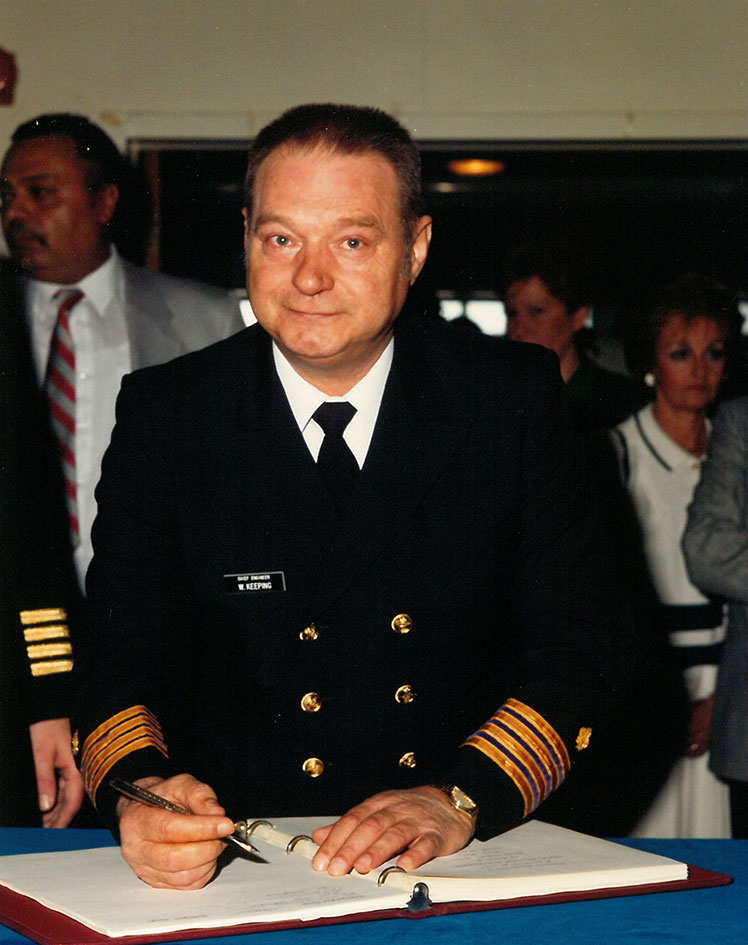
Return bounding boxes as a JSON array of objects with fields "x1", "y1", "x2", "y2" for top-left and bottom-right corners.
[
  {"x1": 0, "y1": 259, "x2": 83, "y2": 826},
  {"x1": 0, "y1": 114, "x2": 245, "y2": 588},
  {"x1": 76, "y1": 104, "x2": 630, "y2": 890}
]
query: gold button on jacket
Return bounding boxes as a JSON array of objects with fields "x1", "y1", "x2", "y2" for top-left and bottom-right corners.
[
  {"x1": 300, "y1": 692, "x2": 322, "y2": 713},
  {"x1": 395, "y1": 684, "x2": 415, "y2": 704},
  {"x1": 391, "y1": 613, "x2": 412, "y2": 634},
  {"x1": 302, "y1": 757, "x2": 324, "y2": 778}
]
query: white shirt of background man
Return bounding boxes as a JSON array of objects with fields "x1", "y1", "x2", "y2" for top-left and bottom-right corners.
[{"x1": 25, "y1": 249, "x2": 131, "y2": 588}]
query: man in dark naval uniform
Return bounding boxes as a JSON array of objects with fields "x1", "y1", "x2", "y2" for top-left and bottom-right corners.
[
  {"x1": 75, "y1": 104, "x2": 632, "y2": 889},
  {"x1": 0, "y1": 259, "x2": 83, "y2": 826}
]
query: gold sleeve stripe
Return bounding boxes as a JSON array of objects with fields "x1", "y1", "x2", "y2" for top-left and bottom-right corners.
[
  {"x1": 85, "y1": 732, "x2": 168, "y2": 802},
  {"x1": 80, "y1": 706, "x2": 168, "y2": 805},
  {"x1": 462, "y1": 698, "x2": 570, "y2": 817},
  {"x1": 506, "y1": 698, "x2": 571, "y2": 772},
  {"x1": 84, "y1": 723, "x2": 167, "y2": 781},
  {"x1": 464, "y1": 728, "x2": 541, "y2": 815},
  {"x1": 82, "y1": 714, "x2": 167, "y2": 786},
  {"x1": 21, "y1": 611, "x2": 73, "y2": 678},
  {"x1": 30, "y1": 659, "x2": 74, "y2": 677},
  {"x1": 27, "y1": 642, "x2": 73, "y2": 660},
  {"x1": 87, "y1": 739, "x2": 167, "y2": 802},
  {"x1": 24, "y1": 625, "x2": 70, "y2": 642},
  {"x1": 19, "y1": 608, "x2": 67, "y2": 625},
  {"x1": 490, "y1": 711, "x2": 564, "y2": 792},
  {"x1": 485, "y1": 714, "x2": 548, "y2": 797},
  {"x1": 84, "y1": 727, "x2": 169, "y2": 804}
]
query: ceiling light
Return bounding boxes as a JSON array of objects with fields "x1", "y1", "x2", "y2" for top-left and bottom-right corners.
[{"x1": 447, "y1": 158, "x2": 505, "y2": 177}]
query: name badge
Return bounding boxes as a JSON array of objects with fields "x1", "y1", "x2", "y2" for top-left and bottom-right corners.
[{"x1": 224, "y1": 571, "x2": 286, "y2": 594}]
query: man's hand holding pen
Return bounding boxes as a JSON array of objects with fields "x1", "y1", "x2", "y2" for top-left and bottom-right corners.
[
  {"x1": 115, "y1": 776, "x2": 475, "y2": 891},
  {"x1": 116, "y1": 774, "x2": 236, "y2": 890}
]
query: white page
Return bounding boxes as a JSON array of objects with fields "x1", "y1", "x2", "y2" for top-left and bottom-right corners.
[
  {"x1": 0, "y1": 819, "x2": 404, "y2": 938},
  {"x1": 0, "y1": 818, "x2": 688, "y2": 938},
  {"x1": 245, "y1": 818, "x2": 687, "y2": 900},
  {"x1": 383, "y1": 820, "x2": 687, "y2": 896}
]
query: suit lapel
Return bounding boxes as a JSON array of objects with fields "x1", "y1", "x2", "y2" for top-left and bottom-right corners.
[
  {"x1": 217, "y1": 329, "x2": 338, "y2": 607},
  {"x1": 309, "y1": 319, "x2": 467, "y2": 614},
  {"x1": 216, "y1": 320, "x2": 468, "y2": 617},
  {"x1": 121, "y1": 262, "x2": 182, "y2": 369}
]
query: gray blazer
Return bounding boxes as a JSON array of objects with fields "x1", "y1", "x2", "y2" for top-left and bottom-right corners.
[
  {"x1": 683, "y1": 396, "x2": 748, "y2": 781},
  {"x1": 120, "y1": 259, "x2": 245, "y2": 369}
]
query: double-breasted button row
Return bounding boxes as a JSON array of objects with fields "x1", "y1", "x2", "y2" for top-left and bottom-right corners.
[
  {"x1": 297, "y1": 613, "x2": 415, "y2": 782},
  {"x1": 299, "y1": 686, "x2": 414, "y2": 710},
  {"x1": 301, "y1": 753, "x2": 417, "y2": 777},
  {"x1": 300, "y1": 615, "x2": 411, "y2": 640}
]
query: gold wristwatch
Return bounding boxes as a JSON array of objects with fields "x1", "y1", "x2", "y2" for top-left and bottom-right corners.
[{"x1": 440, "y1": 784, "x2": 479, "y2": 824}]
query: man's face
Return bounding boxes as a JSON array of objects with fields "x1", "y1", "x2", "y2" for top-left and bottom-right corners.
[
  {"x1": 244, "y1": 143, "x2": 431, "y2": 393},
  {"x1": 0, "y1": 135, "x2": 117, "y2": 284}
]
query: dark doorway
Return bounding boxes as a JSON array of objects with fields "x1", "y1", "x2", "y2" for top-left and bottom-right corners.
[{"x1": 130, "y1": 139, "x2": 748, "y2": 337}]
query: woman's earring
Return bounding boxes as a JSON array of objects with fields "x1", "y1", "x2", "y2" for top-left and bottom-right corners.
[{"x1": 644, "y1": 372, "x2": 656, "y2": 388}]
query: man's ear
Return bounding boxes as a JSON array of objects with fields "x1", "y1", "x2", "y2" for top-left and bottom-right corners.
[
  {"x1": 409, "y1": 216, "x2": 432, "y2": 284},
  {"x1": 571, "y1": 304, "x2": 590, "y2": 333},
  {"x1": 242, "y1": 207, "x2": 250, "y2": 250},
  {"x1": 96, "y1": 183, "x2": 119, "y2": 225}
]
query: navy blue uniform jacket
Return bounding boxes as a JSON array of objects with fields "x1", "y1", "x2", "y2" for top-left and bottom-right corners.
[
  {"x1": 0, "y1": 262, "x2": 81, "y2": 825},
  {"x1": 76, "y1": 313, "x2": 629, "y2": 838}
]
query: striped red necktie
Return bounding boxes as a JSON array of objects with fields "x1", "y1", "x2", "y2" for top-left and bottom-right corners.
[{"x1": 45, "y1": 288, "x2": 83, "y2": 546}]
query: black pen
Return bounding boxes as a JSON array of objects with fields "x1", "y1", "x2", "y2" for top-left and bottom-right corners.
[{"x1": 109, "y1": 778, "x2": 259, "y2": 854}]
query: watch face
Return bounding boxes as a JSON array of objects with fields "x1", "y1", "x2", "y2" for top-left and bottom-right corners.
[{"x1": 450, "y1": 785, "x2": 478, "y2": 815}]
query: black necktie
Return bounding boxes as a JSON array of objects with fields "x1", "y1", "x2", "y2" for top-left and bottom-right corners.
[{"x1": 313, "y1": 402, "x2": 359, "y2": 516}]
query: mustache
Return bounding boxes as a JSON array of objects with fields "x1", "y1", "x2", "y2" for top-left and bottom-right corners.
[{"x1": 5, "y1": 220, "x2": 46, "y2": 247}]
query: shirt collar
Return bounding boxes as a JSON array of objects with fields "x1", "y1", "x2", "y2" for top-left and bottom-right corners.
[
  {"x1": 637, "y1": 402, "x2": 710, "y2": 470},
  {"x1": 272, "y1": 338, "x2": 394, "y2": 435},
  {"x1": 25, "y1": 247, "x2": 120, "y2": 317}
]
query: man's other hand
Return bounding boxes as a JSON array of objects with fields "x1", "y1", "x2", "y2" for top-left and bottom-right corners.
[
  {"x1": 310, "y1": 785, "x2": 475, "y2": 877},
  {"x1": 117, "y1": 773, "x2": 235, "y2": 889},
  {"x1": 29, "y1": 717, "x2": 84, "y2": 827}
]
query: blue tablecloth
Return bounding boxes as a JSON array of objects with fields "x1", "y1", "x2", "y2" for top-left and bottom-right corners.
[{"x1": 0, "y1": 830, "x2": 745, "y2": 945}]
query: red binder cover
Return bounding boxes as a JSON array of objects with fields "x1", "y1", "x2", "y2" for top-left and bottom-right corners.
[{"x1": 0, "y1": 864, "x2": 732, "y2": 945}]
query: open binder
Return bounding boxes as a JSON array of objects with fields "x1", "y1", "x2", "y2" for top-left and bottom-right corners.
[{"x1": 0, "y1": 818, "x2": 732, "y2": 945}]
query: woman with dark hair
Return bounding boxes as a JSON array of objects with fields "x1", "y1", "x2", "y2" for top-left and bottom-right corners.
[
  {"x1": 501, "y1": 241, "x2": 650, "y2": 435},
  {"x1": 611, "y1": 273, "x2": 740, "y2": 837}
]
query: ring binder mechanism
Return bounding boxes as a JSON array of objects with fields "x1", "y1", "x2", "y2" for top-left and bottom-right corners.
[
  {"x1": 286, "y1": 835, "x2": 313, "y2": 854},
  {"x1": 407, "y1": 882, "x2": 433, "y2": 913},
  {"x1": 235, "y1": 816, "x2": 696, "y2": 911},
  {"x1": 377, "y1": 865, "x2": 405, "y2": 886},
  {"x1": 246, "y1": 820, "x2": 272, "y2": 837}
]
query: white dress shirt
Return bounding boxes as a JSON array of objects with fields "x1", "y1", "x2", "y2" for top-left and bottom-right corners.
[
  {"x1": 272, "y1": 338, "x2": 393, "y2": 469},
  {"x1": 25, "y1": 249, "x2": 131, "y2": 587}
]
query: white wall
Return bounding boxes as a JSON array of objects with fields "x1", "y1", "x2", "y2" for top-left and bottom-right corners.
[{"x1": 2, "y1": 0, "x2": 748, "y2": 151}]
